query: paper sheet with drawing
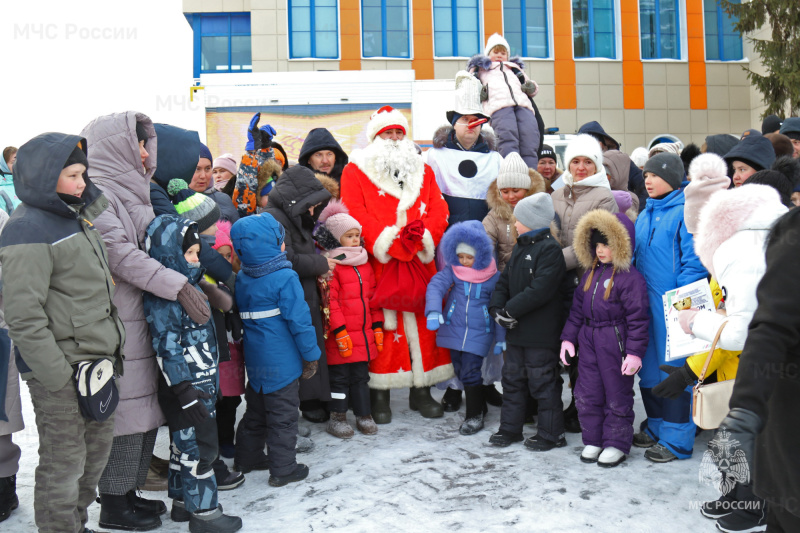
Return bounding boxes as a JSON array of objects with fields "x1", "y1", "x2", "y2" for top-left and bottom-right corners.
[{"x1": 663, "y1": 278, "x2": 715, "y2": 361}]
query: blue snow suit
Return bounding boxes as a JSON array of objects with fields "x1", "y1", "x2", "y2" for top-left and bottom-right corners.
[
  {"x1": 231, "y1": 213, "x2": 321, "y2": 395},
  {"x1": 143, "y1": 214, "x2": 220, "y2": 513},
  {"x1": 425, "y1": 221, "x2": 502, "y2": 386},
  {"x1": 633, "y1": 188, "x2": 707, "y2": 458}
]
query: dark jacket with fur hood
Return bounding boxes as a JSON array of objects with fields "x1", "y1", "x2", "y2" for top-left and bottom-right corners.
[
  {"x1": 481, "y1": 169, "x2": 546, "y2": 272},
  {"x1": 561, "y1": 210, "x2": 649, "y2": 358},
  {"x1": 298, "y1": 128, "x2": 349, "y2": 183}
]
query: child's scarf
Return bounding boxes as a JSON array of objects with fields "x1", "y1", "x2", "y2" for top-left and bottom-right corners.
[
  {"x1": 452, "y1": 258, "x2": 497, "y2": 283},
  {"x1": 241, "y1": 252, "x2": 292, "y2": 278},
  {"x1": 328, "y1": 246, "x2": 368, "y2": 266}
]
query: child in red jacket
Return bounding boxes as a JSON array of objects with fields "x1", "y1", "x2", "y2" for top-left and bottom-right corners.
[{"x1": 314, "y1": 201, "x2": 384, "y2": 438}]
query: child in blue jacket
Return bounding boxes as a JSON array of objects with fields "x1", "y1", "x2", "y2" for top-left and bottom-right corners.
[
  {"x1": 143, "y1": 214, "x2": 242, "y2": 532},
  {"x1": 633, "y1": 153, "x2": 707, "y2": 463},
  {"x1": 231, "y1": 213, "x2": 321, "y2": 487},
  {"x1": 425, "y1": 221, "x2": 503, "y2": 436}
]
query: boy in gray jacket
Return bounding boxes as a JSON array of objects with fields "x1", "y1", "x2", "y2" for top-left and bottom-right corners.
[{"x1": 0, "y1": 134, "x2": 124, "y2": 533}]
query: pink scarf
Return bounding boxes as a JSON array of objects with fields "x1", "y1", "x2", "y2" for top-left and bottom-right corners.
[
  {"x1": 452, "y1": 258, "x2": 497, "y2": 283},
  {"x1": 328, "y1": 246, "x2": 368, "y2": 266}
]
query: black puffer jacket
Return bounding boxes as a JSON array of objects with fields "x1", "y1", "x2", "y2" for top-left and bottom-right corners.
[
  {"x1": 730, "y1": 208, "x2": 800, "y2": 517},
  {"x1": 298, "y1": 128, "x2": 349, "y2": 183},
  {"x1": 265, "y1": 165, "x2": 332, "y2": 401},
  {"x1": 489, "y1": 228, "x2": 565, "y2": 349}
]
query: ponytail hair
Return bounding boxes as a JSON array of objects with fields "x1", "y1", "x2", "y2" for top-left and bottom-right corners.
[
  {"x1": 583, "y1": 258, "x2": 617, "y2": 300},
  {"x1": 583, "y1": 257, "x2": 599, "y2": 293},
  {"x1": 604, "y1": 267, "x2": 616, "y2": 300}
]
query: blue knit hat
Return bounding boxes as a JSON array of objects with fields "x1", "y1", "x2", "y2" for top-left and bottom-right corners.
[{"x1": 199, "y1": 143, "x2": 213, "y2": 163}]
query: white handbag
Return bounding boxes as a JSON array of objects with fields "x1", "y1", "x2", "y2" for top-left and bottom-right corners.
[{"x1": 692, "y1": 322, "x2": 734, "y2": 430}]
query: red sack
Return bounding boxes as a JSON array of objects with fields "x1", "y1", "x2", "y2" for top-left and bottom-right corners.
[{"x1": 371, "y1": 221, "x2": 432, "y2": 313}]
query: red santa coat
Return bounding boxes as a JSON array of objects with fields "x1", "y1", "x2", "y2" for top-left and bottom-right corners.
[{"x1": 340, "y1": 149, "x2": 454, "y2": 389}]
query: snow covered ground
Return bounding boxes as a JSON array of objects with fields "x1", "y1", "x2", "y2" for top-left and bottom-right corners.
[{"x1": 7, "y1": 379, "x2": 722, "y2": 532}]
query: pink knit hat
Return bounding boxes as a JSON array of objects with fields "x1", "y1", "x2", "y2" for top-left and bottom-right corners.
[
  {"x1": 318, "y1": 200, "x2": 361, "y2": 242},
  {"x1": 213, "y1": 220, "x2": 233, "y2": 250},
  {"x1": 212, "y1": 153, "x2": 238, "y2": 177},
  {"x1": 684, "y1": 153, "x2": 731, "y2": 234}
]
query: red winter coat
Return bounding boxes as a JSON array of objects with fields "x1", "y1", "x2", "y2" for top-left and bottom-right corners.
[{"x1": 325, "y1": 262, "x2": 384, "y2": 365}]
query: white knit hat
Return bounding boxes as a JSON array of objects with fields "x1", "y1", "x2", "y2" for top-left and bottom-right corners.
[
  {"x1": 366, "y1": 106, "x2": 409, "y2": 142},
  {"x1": 565, "y1": 134, "x2": 604, "y2": 172},
  {"x1": 455, "y1": 243, "x2": 476, "y2": 257},
  {"x1": 484, "y1": 33, "x2": 511, "y2": 57},
  {"x1": 496, "y1": 152, "x2": 530, "y2": 190},
  {"x1": 630, "y1": 147, "x2": 649, "y2": 168}
]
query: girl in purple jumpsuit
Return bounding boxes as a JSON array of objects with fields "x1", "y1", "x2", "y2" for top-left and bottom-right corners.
[{"x1": 559, "y1": 209, "x2": 649, "y2": 467}]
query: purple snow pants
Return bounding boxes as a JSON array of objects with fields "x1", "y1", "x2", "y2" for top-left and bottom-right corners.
[
  {"x1": 574, "y1": 325, "x2": 635, "y2": 454},
  {"x1": 490, "y1": 105, "x2": 540, "y2": 168}
]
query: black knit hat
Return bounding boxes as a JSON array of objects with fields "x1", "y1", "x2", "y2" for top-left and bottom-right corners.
[
  {"x1": 724, "y1": 135, "x2": 776, "y2": 172},
  {"x1": 64, "y1": 142, "x2": 88, "y2": 169},
  {"x1": 539, "y1": 144, "x2": 556, "y2": 163},
  {"x1": 135, "y1": 122, "x2": 149, "y2": 145},
  {"x1": 762, "y1": 114, "x2": 782, "y2": 135},
  {"x1": 643, "y1": 152, "x2": 684, "y2": 191},
  {"x1": 182, "y1": 225, "x2": 201, "y2": 254},
  {"x1": 589, "y1": 229, "x2": 608, "y2": 250}
]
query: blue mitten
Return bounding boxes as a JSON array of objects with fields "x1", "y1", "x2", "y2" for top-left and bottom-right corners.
[
  {"x1": 426, "y1": 312, "x2": 443, "y2": 331},
  {"x1": 245, "y1": 112, "x2": 261, "y2": 151},
  {"x1": 494, "y1": 341, "x2": 506, "y2": 355}
]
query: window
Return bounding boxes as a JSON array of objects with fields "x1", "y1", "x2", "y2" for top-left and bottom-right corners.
[
  {"x1": 504, "y1": 0, "x2": 549, "y2": 58},
  {"x1": 433, "y1": 0, "x2": 481, "y2": 57},
  {"x1": 640, "y1": 0, "x2": 680, "y2": 59},
  {"x1": 289, "y1": 0, "x2": 339, "y2": 59},
  {"x1": 704, "y1": 0, "x2": 743, "y2": 61},
  {"x1": 572, "y1": 0, "x2": 616, "y2": 59},
  {"x1": 188, "y1": 13, "x2": 252, "y2": 76},
  {"x1": 362, "y1": 0, "x2": 410, "y2": 58}
]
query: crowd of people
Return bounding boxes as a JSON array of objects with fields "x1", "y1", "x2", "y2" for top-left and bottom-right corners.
[{"x1": 0, "y1": 32, "x2": 798, "y2": 533}]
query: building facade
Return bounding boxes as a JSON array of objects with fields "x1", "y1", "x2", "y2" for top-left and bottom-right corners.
[{"x1": 182, "y1": 0, "x2": 768, "y2": 156}]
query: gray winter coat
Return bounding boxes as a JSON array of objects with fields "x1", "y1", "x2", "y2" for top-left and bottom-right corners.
[{"x1": 82, "y1": 111, "x2": 186, "y2": 436}]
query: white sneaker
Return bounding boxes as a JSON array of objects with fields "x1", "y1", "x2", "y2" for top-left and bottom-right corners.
[
  {"x1": 598, "y1": 447, "x2": 626, "y2": 467},
  {"x1": 580, "y1": 445, "x2": 602, "y2": 463}
]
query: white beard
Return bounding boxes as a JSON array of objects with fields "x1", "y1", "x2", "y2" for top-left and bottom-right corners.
[{"x1": 362, "y1": 137, "x2": 423, "y2": 191}]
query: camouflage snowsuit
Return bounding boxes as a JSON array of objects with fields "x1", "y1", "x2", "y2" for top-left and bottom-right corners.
[{"x1": 143, "y1": 214, "x2": 219, "y2": 513}]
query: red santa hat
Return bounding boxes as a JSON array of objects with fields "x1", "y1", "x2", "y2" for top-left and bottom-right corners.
[{"x1": 367, "y1": 105, "x2": 408, "y2": 142}]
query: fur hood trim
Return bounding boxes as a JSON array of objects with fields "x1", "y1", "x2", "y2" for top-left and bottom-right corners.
[
  {"x1": 694, "y1": 184, "x2": 788, "y2": 278},
  {"x1": 257, "y1": 159, "x2": 283, "y2": 191},
  {"x1": 573, "y1": 210, "x2": 635, "y2": 271},
  {"x1": 439, "y1": 220, "x2": 494, "y2": 270},
  {"x1": 315, "y1": 172, "x2": 340, "y2": 199},
  {"x1": 349, "y1": 143, "x2": 425, "y2": 212},
  {"x1": 432, "y1": 124, "x2": 498, "y2": 151},
  {"x1": 467, "y1": 54, "x2": 525, "y2": 72},
  {"x1": 486, "y1": 168, "x2": 546, "y2": 220}
]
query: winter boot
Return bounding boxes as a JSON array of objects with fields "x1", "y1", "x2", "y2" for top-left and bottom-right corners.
[
  {"x1": 99, "y1": 493, "x2": 161, "y2": 531},
  {"x1": 327, "y1": 411, "x2": 355, "y2": 439},
  {"x1": 489, "y1": 430, "x2": 524, "y2": 447},
  {"x1": 127, "y1": 490, "x2": 166, "y2": 516},
  {"x1": 597, "y1": 447, "x2": 626, "y2": 467},
  {"x1": 644, "y1": 444, "x2": 678, "y2": 463},
  {"x1": 213, "y1": 461, "x2": 245, "y2": 491},
  {"x1": 563, "y1": 398, "x2": 581, "y2": 433},
  {"x1": 715, "y1": 508, "x2": 767, "y2": 533},
  {"x1": 296, "y1": 435, "x2": 315, "y2": 453},
  {"x1": 441, "y1": 387, "x2": 463, "y2": 412},
  {"x1": 268, "y1": 463, "x2": 309, "y2": 487},
  {"x1": 189, "y1": 506, "x2": 242, "y2": 533},
  {"x1": 356, "y1": 415, "x2": 378, "y2": 435},
  {"x1": 580, "y1": 445, "x2": 602, "y2": 463},
  {"x1": 633, "y1": 430, "x2": 657, "y2": 448},
  {"x1": 700, "y1": 492, "x2": 737, "y2": 520},
  {"x1": 459, "y1": 386, "x2": 485, "y2": 435},
  {"x1": 171, "y1": 499, "x2": 191, "y2": 523},
  {"x1": 483, "y1": 384, "x2": 503, "y2": 407},
  {"x1": 0, "y1": 475, "x2": 18, "y2": 523},
  {"x1": 300, "y1": 399, "x2": 329, "y2": 423},
  {"x1": 409, "y1": 387, "x2": 444, "y2": 418},
  {"x1": 369, "y1": 388, "x2": 392, "y2": 424},
  {"x1": 524, "y1": 433, "x2": 567, "y2": 452}
]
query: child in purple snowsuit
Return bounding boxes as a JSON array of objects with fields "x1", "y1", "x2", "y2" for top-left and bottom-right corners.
[
  {"x1": 560, "y1": 209, "x2": 649, "y2": 467},
  {"x1": 425, "y1": 221, "x2": 504, "y2": 436}
]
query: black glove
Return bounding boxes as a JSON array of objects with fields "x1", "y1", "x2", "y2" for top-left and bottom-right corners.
[
  {"x1": 172, "y1": 382, "x2": 212, "y2": 427},
  {"x1": 225, "y1": 310, "x2": 244, "y2": 342},
  {"x1": 492, "y1": 308, "x2": 518, "y2": 330},
  {"x1": 301, "y1": 360, "x2": 318, "y2": 380},
  {"x1": 177, "y1": 282, "x2": 211, "y2": 325},
  {"x1": 712, "y1": 408, "x2": 762, "y2": 485},
  {"x1": 652, "y1": 364, "x2": 697, "y2": 400}
]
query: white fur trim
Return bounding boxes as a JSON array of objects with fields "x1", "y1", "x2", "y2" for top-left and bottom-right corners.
[
  {"x1": 373, "y1": 225, "x2": 400, "y2": 264},
  {"x1": 417, "y1": 229, "x2": 436, "y2": 264},
  {"x1": 383, "y1": 309, "x2": 398, "y2": 331},
  {"x1": 367, "y1": 107, "x2": 409, "y2": 142},
  {"x1": 349, "y1": 143, "x2": 425, "y2": 212},
  {"x1": 369, "y1": 371, "x2": 414, "y2": 389}
]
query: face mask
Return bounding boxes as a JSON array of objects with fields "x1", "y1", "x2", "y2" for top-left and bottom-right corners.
[{"x1": 214, "y1": 179, "x2": 230, "y2": 191}]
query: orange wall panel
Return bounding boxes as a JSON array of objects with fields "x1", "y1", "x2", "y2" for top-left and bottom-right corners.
[
  {"x1": 339, "y1": 0, "x2": 360, "y2": 70},
  {"x1": 483, "y1": 5, "x2": 503, "y2": 43},
  {"x1": 619, "y1": 0, "x2": 643, "y2": 109},
  {"x1": 552, "y1": 0, "x2": 576, "y2": 109},
  {"x1": 411, "y1": 0, "x2": 434, "y2": 79},
  {"x1": 686, "y1": 0, "x2": 707, "y2": 109}
]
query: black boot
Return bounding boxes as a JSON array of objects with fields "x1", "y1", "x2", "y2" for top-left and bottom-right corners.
[
  {"x1": 300, "y1": 399, "x2": 329, "y2": 423},
  {"x1": 369, "y1": 388, "x2": 392, "y2": 424},
  {"x1": 409, "y1": 387, "x2": 444, "y2": 418},
  {"x1": 459, "y1": 386, "x2": 485, "y2": 435},
  {"x1": 127, "y1": 490, "x2": 166, "y2": 516},
  {"x1": 189, "y1": 505, "x2": 242, "y2": 533},
  {"x1": 441, "y1": 387, "x2": 463, "y2": 412},
  {"x1": 99, "y1": 493, "x2": 161, "y2": 531},
  {"x1": 563, "y1": 397, "x2": 581, "y2": 433},
  {"x1": 483, "y1": 384, "x2": 503, "y2": 407},
  {"x1": 0, "y1": 475, "x2": 18, "y2": 523}
]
